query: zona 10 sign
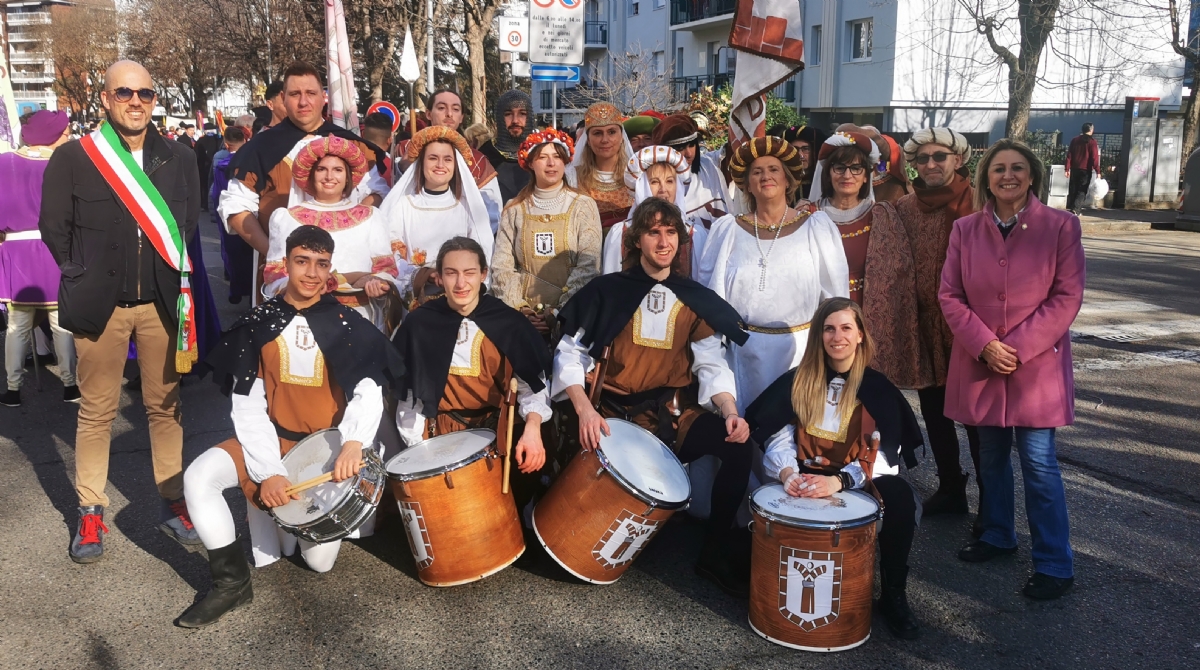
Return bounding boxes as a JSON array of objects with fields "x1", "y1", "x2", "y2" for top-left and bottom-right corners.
[{"x1": 528, "y1": 0, "x2": 584, "y2": 66}]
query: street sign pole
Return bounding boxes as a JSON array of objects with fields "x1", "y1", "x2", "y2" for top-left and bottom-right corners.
[{"x1": 552, "y1": 82, "x2": 557, "y2": 129}]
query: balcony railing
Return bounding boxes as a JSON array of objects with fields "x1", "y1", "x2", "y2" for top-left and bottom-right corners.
[
  {"x1": 7, "y1": 12, "x2": 51, "y2": 25},
  {"x1": 540, "y1": 84, "x2": 604, "y2": 111},
  {"x1": 669, "y1": 73, "x2": 731, "y2": 102},
  {"x1": 585, "y1": 21, "x2": 608, "y2": 47},
  {"x1": 670, "y1": 0, "x2": 736, "y2": 26},
  {"x1": 10, "y1": 72, "x2": 54, "y2": 84}
]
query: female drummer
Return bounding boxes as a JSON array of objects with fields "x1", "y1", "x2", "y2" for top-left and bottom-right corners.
[{"x1": 746, "y1": 297, "x2": 924, "y2": 640}]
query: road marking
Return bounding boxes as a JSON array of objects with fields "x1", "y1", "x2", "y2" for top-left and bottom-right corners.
[
  {"x1": 1071, "y1": 319, "x2": 1200, "y2": 342},
  {"x1": 1077, "y1": 300, "x2": 1164, "y2": 316},
  {"x1": 1075, "y1": 348, "x2": 1200, "y2": 371}
]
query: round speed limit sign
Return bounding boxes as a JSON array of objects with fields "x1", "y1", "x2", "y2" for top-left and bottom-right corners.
[{"x1": 507, "y1": 31, "x2": 522, "y2": 48}]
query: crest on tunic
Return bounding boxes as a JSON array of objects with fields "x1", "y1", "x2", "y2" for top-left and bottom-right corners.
[
  {"x1": 294, "y1": 325, "x2": 316, "y2": 350},
  {"x1": 591, "y1": 510, "x2": 661, "y2": 570},
  {"x1": 647, "y1": 289, "x2": 666, "y2": 314},
  {"x1": 534, "y1": 231, "x2": 556, "y2": 257},
  {"x1": 779, "y1": 548, "x2": 842, "y2": 630},
  {"x1": 400, "y1": 502, "x2": 434, "y2": 570}
]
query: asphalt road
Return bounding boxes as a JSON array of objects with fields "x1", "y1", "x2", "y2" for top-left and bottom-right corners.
[{"x1": 1, "y1": 218, "x2": 1198, "y2": 669}]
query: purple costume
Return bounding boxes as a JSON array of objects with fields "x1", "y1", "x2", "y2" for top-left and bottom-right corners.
[{"x1": 0, "y1": 148, "x2": 61, "y2": 307}]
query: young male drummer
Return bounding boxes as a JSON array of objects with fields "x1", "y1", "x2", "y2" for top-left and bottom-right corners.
[
  {"x1": 391, "y1": 236, "x2": 553, "y2": 514},
  {"x1": 177, "y1": 226, "x2": 404, "y2": 628},
  {"x1": 553, "y1": 197, "x2": 754, "y2": 596}
]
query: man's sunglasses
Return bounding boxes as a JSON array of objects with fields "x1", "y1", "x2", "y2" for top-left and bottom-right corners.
[
  {"x1": 109, "y1": 87, "x2": 156, "y2": 104},
  {"x1": 914, "y1": 152, "x2": 951, "y2": 165}
]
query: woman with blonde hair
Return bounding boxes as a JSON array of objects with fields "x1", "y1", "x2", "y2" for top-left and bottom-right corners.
[
  {"x1": 747, "y1": 297, "x2": 924, "y2": 639},
  {"x1": 565, "y1": 102, "x2": 635, "y2": 232}
]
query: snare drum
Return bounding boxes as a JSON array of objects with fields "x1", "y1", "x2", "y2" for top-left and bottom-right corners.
[
  {"x1": 385, "y1": 429, "x2": 524, "y2": 586},
  {"x1": 270, "y1": 429, "x2": 387, "y2": 544},
  {"x1": 533, "y1": 419, "x2": 691, "y2": 584},
  {"x1": 748, "y1": 484, "x2": 881, "y2": 652}
]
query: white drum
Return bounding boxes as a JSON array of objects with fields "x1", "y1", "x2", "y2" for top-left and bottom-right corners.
[
  {"x1": 271, "y1": 429, "x2": 386, "y2": 544},
  {"x1": 597, "y1": 420, "x2": 692, "y2": 509},
  {"x1": 384, "y1": 429, "x2": 496, "y2": 481},
  {"x1": 749, "y1": 486, "x2": 881, "y2": 530}
]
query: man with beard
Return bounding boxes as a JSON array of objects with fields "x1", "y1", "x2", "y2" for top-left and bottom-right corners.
[
  {"x1": 894, "y1": 127, "x2": 982, "y2": 524},
  {"x1": 396, "y1": 90, "x2": 503, "y2": 231},
  {"x1": 478, "y1": 90, "x2": 534, "y2": 206}
]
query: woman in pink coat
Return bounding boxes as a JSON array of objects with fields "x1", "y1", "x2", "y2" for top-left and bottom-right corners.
[{"x1": 939, "y1": 138, "x2": 1084, "y2": 601}]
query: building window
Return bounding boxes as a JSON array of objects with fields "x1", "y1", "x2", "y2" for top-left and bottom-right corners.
[
  {"x1": 810, "y1": 25, "x2": 821, "y2": 66},
  {"x1": 654, "y1": 0, "x2": 665, "y2": 8},
  {"x1": 676, "y1": 47, "x2": 684, "y2": 76},
  {"x1": 654, "y1": 50, "x2": 666, "y2": 76},
  {"x1": 629, "y1": 0, "x2": 639, "y2": 16},
  {"x1": 848, "y1": 19, "x2": 872, "y2": 62}
]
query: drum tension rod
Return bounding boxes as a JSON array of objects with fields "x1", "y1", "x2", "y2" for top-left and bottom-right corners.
[
  {"x1": 401, "y1": 481, "x2": 411, "y2": 497},
  {"x1": 766, "y1": 520, "x2": 773, "y2": 537},
  {"x1": 444, "y1": 472, "x2": 455, "y2": 489},
  {"x1": 831, "y1": 526, "x2": 841, "y2": 548},
  {"x1": 641, "y1": 503, "x2": 655, "y2": 517}
]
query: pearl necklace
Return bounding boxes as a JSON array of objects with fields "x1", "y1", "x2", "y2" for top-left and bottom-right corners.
[
  {"x1": 753, "y1": 208, "x2": 790, "y2": 291},
  {"x1": 532, "y1": 187, "x2": 568, "y2": 211}
]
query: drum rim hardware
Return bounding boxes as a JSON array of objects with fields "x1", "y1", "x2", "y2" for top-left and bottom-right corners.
[
  {"x1": 747, "y1": 486, "x2": 881, "y2": 531},
  {"x1": 270, "y1": 431, "x2": 387, "y2": 543},
  {"x1": 594, "y1": 419, "x2": 692, "y2": 510},
  {"x1": 385, "y1": 429, "x2": 497, "y2": 482}
]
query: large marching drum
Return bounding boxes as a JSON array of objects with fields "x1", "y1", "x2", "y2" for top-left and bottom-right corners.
[
  {"x1": 270, "y1": 429, "x2": 388, "y2": 544},
  {"x1": 747, "y1": 484, "x2": 882, "y2": 652},
  {"x1": 533, "y1": 419, "x2": 691, "y2": 584},
  {"x1": 385, "y1": 429, "x2": 525, "y2": 587}
]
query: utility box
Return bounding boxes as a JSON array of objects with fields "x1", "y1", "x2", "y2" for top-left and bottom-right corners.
[{"x1": 1114, "y1": 97, "x2": 1184, "y2": 207}]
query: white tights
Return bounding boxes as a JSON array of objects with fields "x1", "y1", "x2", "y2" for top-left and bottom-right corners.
[
  {"x1": 5, "y1": 306, "x2": 76, "y2": 391},
  {"x1": 183, "y1": 447, "x2": 366, "y2": 573}
]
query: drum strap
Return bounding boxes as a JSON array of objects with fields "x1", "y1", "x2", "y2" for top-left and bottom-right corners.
[{"x1": 272, "y1": 420, "x2": 312, "y2": 443}]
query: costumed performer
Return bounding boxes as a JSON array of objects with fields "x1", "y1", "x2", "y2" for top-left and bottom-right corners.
[{"x1": 565, "y1": 102, "x2": 635, "y2": 232}]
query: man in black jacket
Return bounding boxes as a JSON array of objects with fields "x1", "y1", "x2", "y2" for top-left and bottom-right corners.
[{"x1": 39, "y1": 60, "x2": 202, "y2": 564}]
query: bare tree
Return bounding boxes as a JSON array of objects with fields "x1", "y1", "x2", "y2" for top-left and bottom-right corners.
[
  {"x1": 1165, "y1": 0, "x2": 1200, "y2": 156},
  {"x1": 33, "y1": 1, "x2": 118, "y2": 122},
  {"x1": 460, "y1": 0, "x2": 504, "y2": 124},
  {"x1": 958, "y1": 0, "x2": 1062, "y2": 139},
  {"x1": 572, "y1": 44, "x2": 676, "y2": 114}
]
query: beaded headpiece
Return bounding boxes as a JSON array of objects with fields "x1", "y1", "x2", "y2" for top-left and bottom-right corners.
[
  {"x1": 517, "y1": 128, "x2": 576, "y2": 170},
  {"x1": 291, "y1": 136, "x2": 370, "y2": 195},
  {"x1": 403, "y1": 125, "x2": 474, "y2": 166},
  {"x1": 583, "y1": 102, "x2": 624, "y2": 130}
]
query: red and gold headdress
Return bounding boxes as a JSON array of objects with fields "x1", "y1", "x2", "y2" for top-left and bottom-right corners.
[
  {"x1": 583, "y1": 102, "x2": 624, "y2": 130},
  {"x1": 517, "y1": 128, "x2": 575, "y2": 170}
]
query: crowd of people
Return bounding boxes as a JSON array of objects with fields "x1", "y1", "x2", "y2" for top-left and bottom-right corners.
[{"x1": 0, "y1": 58, "x2": 1086, "y2": 640}]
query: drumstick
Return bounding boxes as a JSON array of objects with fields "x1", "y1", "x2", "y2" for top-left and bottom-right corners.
[
  {"x1": 283, "y1": 462, "x2": 363, "y2": 497},
  {"x1": 501, "y1": 377, "x2": 519, "y2": 495}
]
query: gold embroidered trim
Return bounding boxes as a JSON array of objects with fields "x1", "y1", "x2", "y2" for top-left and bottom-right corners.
[
  {"x1": 632, "y1": 297, "x2": 683, "y2": 350},
  {"x1": 742, "y1": 321, "x2": 811, "y2": 334},
  {"x1": 275, "y1": 334, "x2": 325, "y2": 387},
  {"x1": 841, "y1": 224, "x2": 871, "y2": 239},
  {"x1": 805, "y1": 400, "x2": 860, "y2": 442},
  {"x1": 449, "y1": 328, "x2": 485, "y2": 377},
  {"x1": 848, "y1": 277, "x2": 866, "y2": 291}
]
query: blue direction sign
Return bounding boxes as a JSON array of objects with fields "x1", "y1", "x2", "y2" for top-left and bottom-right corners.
[{"x1": 530, "y1": 64, "x2": 580, "y2": 83}]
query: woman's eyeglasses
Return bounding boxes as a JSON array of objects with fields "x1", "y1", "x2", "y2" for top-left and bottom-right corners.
[
  {"x1": 830, "y1": 164, "x2": 866, "y2": 176},
  {"x1": 914, "y1": 152, "x2": 951, "y2": 165},
  {"x1": 109, "y1": 87, "x2": 157, "y2": 104}
]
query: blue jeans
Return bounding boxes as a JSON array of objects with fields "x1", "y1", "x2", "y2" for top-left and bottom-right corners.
[{"x1": 977, "y1": 427, "x2": 1074, "y2": 578}]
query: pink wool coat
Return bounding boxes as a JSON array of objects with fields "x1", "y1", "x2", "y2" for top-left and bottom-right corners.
[{"x1": 938, "y1": 194, "x2": 1085, "y2": 428}]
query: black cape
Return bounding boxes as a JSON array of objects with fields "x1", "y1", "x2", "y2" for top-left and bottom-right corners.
[
  {"x1": 202, "y1": 294, "x2": 405, "y2": 399},
  {"x1": 479, "y1": 140, "x2": 531, "y2": 204},
  {"x1": 557, "y1": 263, "x2": 749, "y2": 359},
  {"x1": 229, "y1": 117, "x2": 389, "y2": 196},
  {"x1": 745, "y1": 366, "x2": 922, "y2": 469},
  {"x1": 391, "y1": 294, "x2": 551, "y2": 414}
]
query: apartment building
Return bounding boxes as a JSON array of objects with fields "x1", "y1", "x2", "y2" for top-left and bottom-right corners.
[
  {"x1": 531, "y1": 0, "x2": 1185, "y2": 143},
  {"x1": 2, "y1": 0, "x2": 67, "y2": 115}
]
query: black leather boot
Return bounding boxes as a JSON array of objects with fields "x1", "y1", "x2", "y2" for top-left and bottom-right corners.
[
  {"x1": 877, "y1": 566, "x2": 921, "y2": 640},
  {"x1": 695, "y1": 530, "x2": 750, "y2": 599},
  {"x1": 177, "y1": 540, "x2": 253, "y2": 628},
  {"x1": 922, "y1": 473, "x2": 969, "y2": 516}
]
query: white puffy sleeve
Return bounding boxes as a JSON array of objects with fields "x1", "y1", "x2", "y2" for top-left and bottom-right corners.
[
  {"x1": 230, "y1": 378, "x2": 288, "y2": 483},
  {"x1": 359, "y1": 164, "x2": 391, "y2": 202},
  {"x1": 688, "y1": 223, "x2": 709, "y2": 281},
  {"x1": 217, "y1": 178, "x2": 260, "y2": 234},
  {"x1": 480, "y1": 179, "x2": 503, "y2": 234},
  {"x1": 394, "y1": 390, "x2": 429, "y2": 448},
  {"x1": 517, "y1": 374, "x2": 552, "y2": 423},
  {"x1": 696, "y1": 214, "x2": 737, "y2": 297},
  {"x1": 690, "y1": 334, "x2": 736, "y2": 409},
  {"x1": 762, "y1": 424, "x2": 799, "y2": 484},
  {"x1": 262, "y1": 208, "x2": 299, "y2": 297},
  {"x1": 337, "y1": 378, "x2": 384, "y2": 448},
  {"x1": 551, "y1": 327, "x2": 595, "y2": 401},
  {"x1": 809, "y1": 212, "x2": 850, "y2": 300},
  {"x1": 600, "y1": 222, "x2": 625, "y2": 275}
]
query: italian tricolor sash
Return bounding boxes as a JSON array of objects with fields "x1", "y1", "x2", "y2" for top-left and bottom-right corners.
[{"x1": 80, "y1": 123, "x2": 197, "y2": 373}]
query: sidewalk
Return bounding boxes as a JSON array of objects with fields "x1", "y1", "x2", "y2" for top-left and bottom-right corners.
[{"x1": 1074, "y1": 207, "x2": 1179, "y2": 233}]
